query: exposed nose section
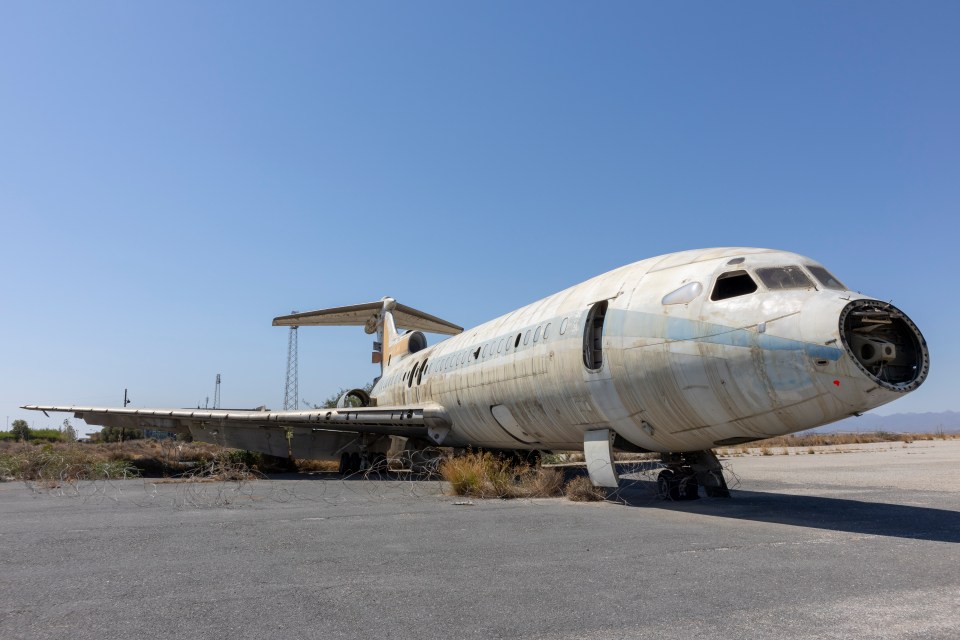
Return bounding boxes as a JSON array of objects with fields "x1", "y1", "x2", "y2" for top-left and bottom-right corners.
[{"x1": 839, "y1": 300, "x2": 929, "y2": 393}]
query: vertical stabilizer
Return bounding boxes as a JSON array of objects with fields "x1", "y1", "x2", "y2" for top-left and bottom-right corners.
[{"x1": 377, "y1": 298, "x2": 400, "y2": 373}]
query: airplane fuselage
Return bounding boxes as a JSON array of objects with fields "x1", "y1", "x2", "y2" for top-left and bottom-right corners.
[{"x1": 372, "y1": 247, "x2": 928, "y2": 453}]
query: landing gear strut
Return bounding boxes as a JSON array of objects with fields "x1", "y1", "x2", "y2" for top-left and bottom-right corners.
[{"x1": 657, "y1": 449, "x2": 730, "y2": 500}]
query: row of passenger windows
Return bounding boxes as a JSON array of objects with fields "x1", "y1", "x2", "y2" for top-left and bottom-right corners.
[{"x1": 395, "y1": 316, "x2": 575, "y2": 388}]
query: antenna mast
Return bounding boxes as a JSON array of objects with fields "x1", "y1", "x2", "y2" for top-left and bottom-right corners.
[
  {"x1": 212, "y1": 373, "x2": 221, "y2": 409},
  {"x1": 283, "y1": 312, "x2": 299, "y2": 410}
]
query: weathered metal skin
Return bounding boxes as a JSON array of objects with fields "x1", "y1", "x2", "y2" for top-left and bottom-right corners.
[{"x1": 372, "y1": 248, "x2": 928, "y2": 453}]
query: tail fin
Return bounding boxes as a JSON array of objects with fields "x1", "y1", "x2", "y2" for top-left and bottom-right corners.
[{"x1": 272, "y1": 298, "x2": 462, "y2": 371}]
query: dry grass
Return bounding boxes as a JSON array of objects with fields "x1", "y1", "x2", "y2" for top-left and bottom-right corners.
[
  {"x1": 0, "y1": 441, "x2": 138, "y2": 484},
  {"x1": 440, "y1": 451, "x2": 611, "y2": 501},
  {"x1": 292, "y1": 458, "x2": 340, "y2": 473},
  {"x1": 720, "y1": 431, "x2": 960, "y2": 456},
  {"x1": 440, "y1": 451, "x2": 566, "y2": 499},
  {"x1": 564, "y1": 475, "x2": 606, "y2": 502},
  {"x1": 0, "y1": 440, "x2": 297, "y2": 481}
]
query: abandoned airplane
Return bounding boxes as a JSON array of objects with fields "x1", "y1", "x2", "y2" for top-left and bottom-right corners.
[{"x1": 24, "y1": 248, "x2": 929, "y2": 498}]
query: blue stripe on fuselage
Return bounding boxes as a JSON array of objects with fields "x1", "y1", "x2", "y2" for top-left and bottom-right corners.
[{"x1": 612, "y1": 309, "x2": 843, "y2": 361}]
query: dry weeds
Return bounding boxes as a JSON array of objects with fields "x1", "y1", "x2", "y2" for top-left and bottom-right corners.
[
  {"x1": 721, "y1": 431, "x2": 959, "y2": 456},
  {"x1": 564, "y1": 475, "x2": 606, "y2": 502},
  {"x1": 440, "y1": 451, "x2": 566, "y2": 499}
]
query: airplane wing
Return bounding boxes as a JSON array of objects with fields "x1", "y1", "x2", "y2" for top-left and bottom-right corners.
[{"x1": 21, "y1": 403, "x2": 451, "y2": 440}]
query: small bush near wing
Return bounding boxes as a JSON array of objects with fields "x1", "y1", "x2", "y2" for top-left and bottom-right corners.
[{"x1": 440, "y1": 451, "x2": 565, "y2": 499}]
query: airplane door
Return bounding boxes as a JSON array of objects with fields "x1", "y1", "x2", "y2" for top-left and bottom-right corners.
[{"x1": 582, "y1": 297, "x2": 657, "y2": 449}]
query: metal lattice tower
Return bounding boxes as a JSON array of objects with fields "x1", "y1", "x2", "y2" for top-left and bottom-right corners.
[
  {"x1": 283, "y1": 312, "x2": 299, "y2": 410},
  {"x1": 212, "y1": 374, "x2": 221, "y2": 409}
]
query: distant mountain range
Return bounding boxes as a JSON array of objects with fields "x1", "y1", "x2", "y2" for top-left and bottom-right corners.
[{"x1": 805, "y1": 411, "x2": 960, "y2": 434}]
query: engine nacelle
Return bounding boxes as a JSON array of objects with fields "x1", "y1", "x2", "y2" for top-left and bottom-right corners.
[
  {"x1": 336, "y1": 388, "x2": 372, "y2": 408},
  {"x1": 385, "y1": 330, "x2": 427, "y2": 365}
]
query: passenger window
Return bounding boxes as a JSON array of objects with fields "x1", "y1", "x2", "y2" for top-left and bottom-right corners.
[
  {"x1": 559, "y1": 318, "x2": 568, "y2": 335},
  {"x1": 498, "y1": 339, "x2": 504, "y2": 353},
  {"x1": 523, "y1": 330, "x2": 531, "y2": 345},
  {"x1": 407, "y1": 363, "x2": 418, "y2": 388},
  {"x1": 806, "y1": 265, "x2": 846, "y2": 290},
  {"x1": 533, "y1": 326, "x2": 542, "y2": 342},
  {"x1": 711, "y1": 271, "x2": 758, "y2": 301},
  {"x1": 544, "y1": 323, "x2": 551, "y2": 340},
  {"x1": 756, "y1": 266, "x2": 814, "y2": 290},
  {"x1": 515, "y1": 333, "x2": 521, "y2": 348}
]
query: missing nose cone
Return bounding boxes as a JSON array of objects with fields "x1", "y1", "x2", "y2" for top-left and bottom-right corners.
[{"x1": 839, "y1": 300, "x2": 929, "y2": 392}]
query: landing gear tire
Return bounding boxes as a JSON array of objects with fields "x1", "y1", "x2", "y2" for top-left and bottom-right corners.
[
  {"x1": 657, "y1": 469, "x2": 700, "y2": 501},
  {"x1": 678, "y1": 475, "x2": 700, "y2": 501},
  {"x1": 657, "y1": 470, "x2": 680, "y2": 501},
  {"x1": 348, "y1": 452, "x2": 361, "y2": 474},
  {"x1": 703, "y1": 470, "x2": 730, "y2": 498}
]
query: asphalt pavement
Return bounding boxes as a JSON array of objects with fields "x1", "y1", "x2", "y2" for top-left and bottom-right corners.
[{"x1": 1, "y1": 441, "x2": 958, "y2": 640}]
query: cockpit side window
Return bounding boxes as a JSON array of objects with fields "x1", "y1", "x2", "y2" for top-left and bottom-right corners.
[
  {"x1": 756, "y1": 266, "x2": 815, "y2": 290},
  {"x1": 806, "y1": 265, "x2": 846, "y2": 290},
  {"x1": 710, "y1": 271, "x2": 758, "y2": 301}
]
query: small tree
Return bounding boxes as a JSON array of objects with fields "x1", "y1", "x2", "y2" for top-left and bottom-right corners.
[
  {"x1": 61, "y1": 419, "x2": 78, "y2": 442},
  {"x1": 10, "y1": 419, "x2": 30, "y2": 441}
]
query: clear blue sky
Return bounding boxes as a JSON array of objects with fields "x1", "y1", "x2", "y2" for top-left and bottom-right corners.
[{"x1": 2, "y1": 2, "x2": 958, "y2": 435}]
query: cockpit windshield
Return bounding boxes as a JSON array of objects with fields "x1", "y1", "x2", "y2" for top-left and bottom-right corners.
[
  {"x1": 711, "y1": 270, "x2": 758, "y2": 301},
  {"x1": 806, "y1": 265, "x2": 847, "y2": 290},
  {"x1": 756, "y1": 266, "x2": 814, "y2": 290}
]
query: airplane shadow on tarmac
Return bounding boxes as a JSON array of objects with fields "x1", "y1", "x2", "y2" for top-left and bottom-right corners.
[
  {"x1": 611, "y1": 480, "x2": 960, "y2": 544},
  {"x1": 271, "y1": 469, "x2": 960, "y2": 544}
]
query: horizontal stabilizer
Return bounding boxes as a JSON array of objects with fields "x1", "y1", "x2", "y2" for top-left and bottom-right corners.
[{"x1": 273, "y1": 302, "x2": 462, "y2": 335}]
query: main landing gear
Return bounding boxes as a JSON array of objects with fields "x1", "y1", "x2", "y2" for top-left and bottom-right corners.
[
  {"x1": 657, "y1": 449, "x2": 731, "y2": 501},
  {"x1": 338, "y1": 451, "x2": 388, "y2": 475}
]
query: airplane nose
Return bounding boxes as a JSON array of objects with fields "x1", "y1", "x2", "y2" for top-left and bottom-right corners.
[{"x1": 838, "y1": 300, "x2": 929, "y2": 392}]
